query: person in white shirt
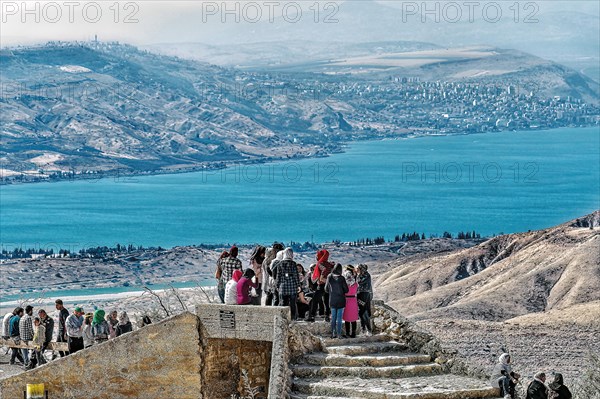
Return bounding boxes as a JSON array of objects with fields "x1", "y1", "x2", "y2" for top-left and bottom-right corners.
[
  {"x1": 2, "y1": 310, "x2": 15, "y2": 339},
  {"x1": 224, "y1": 269, "x2": 243, "y2": 305},
  {"x1": 65, "y1": 307, "x2": 85, "y2": 354}
]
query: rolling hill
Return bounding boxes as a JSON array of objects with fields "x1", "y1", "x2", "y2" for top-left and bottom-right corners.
[{"x1": 375, "y1": 211, "x2": 600, "y2": 321}]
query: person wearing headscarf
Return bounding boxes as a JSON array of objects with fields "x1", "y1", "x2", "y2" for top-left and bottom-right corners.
[
  {"x1": 82, "y1": 312, "x2": 94, "y2": 348},
  {"x1": 92, "y1": 309, "x2": 110, "y2": 343},
  {"x1": 325, "y1": 263, "x2": 349, "y2": 339},
  {"x1": 307, "y1": 249, "x2": 334, "y2": 322},
  {"x1": 237, "y1": 268, "x2": 257, "y2": 305},
  {"x1": 249, "y1": 245, "x2": 266, "y2": 305},
  {"x1": 269, "y1": 248, "x2": 285, "y2": 306},
  {"x1": 262, "y1": 243, "x2": 284, "y2": 306},
  {"x1": 296, "y1": 263, "x2": 311, "y2": 319},
  {"x1": 116, "y1": 311, "x2": 133, "y2": 336},
  {"x1": 490, "y1": 353, "x2": 520, "y2": 399},
  {"x1": 357, "y1": 264, "x2": 373, "y2": 335},
  {"x1": 275, "y1": 248, "x2": 300, "y2": 320},
  {"x1": 342, "y1": 265, "x2": 359, "y2": 338},
  {"x1": 215, "y1": 251, "x2": 229, "y2": 303},
  {"x1": 225, "y1": 269, "x2": 243, "y2": 305},
  {"x1": 526, "y1": 372, "x2": 548, "y2": 399},
  {"x1": 547, "y1": 373, "x2": 572, "y2": 399},
  {"x1": 106, "y1": 310, "x2": 118, "y2": 339}
]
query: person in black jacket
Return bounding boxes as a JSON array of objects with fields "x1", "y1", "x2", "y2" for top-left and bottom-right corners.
[
  {"x1": 115, "y1": 312, "x2": 133, "y2": 337},
  {"x1": 325, "y1": 263, "x2": 348, "y2": 339},
  {"x1": 547, "y1": 373, "x2": 572, "y2": 399},
  {"x1": 526, "y1": 372, "x2": 548, "y2": 399}
]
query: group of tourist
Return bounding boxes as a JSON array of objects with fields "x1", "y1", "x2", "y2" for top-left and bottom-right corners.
[
  {"x1": 215, "y1": 244, "x2": 374, "y2": 338},
  {"x1": 490, "y1": 353, "x2": 573, "y2": 399},
  {"x1": 1, "y1": 299, "x2": 148, "y2": 370}
]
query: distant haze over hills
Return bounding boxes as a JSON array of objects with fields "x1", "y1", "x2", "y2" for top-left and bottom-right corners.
[{"x1": 3, "y1": 0, "x2": 597, "y2": 82}]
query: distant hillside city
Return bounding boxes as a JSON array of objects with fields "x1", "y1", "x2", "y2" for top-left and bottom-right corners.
[{"x1": 1, "y1": 41, "x2": 599, "y2": 184}]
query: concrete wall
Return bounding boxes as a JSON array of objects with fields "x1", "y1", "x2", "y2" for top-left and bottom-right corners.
[
  {"x1": 0, "y1": 312, "x2": 202, "y2": 399},
  {"x1": 1, "y1": 306, "x2": 292, "y2": 399},
  {"x1": 196, "y1": 304, "x2": 291, "y2": 399}
]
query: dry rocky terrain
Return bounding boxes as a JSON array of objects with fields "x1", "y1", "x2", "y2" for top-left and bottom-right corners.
[{"x1": 374, "y1": 211, "x2": 600, "y2": 395}]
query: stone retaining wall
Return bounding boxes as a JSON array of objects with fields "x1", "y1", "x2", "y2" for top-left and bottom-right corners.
[{"x1": 0, "y1": 312, "x2": 203, "y2": 399}]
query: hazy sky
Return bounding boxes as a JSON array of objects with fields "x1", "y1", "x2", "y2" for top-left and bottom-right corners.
[{"x1": 1, "y1": 0, "x2": 598, "y2": 47}]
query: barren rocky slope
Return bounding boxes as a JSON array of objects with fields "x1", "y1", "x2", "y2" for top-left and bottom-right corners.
[
  {"x1": 374, "y1": 212, "x2": 600, "y2": 395},
  {"x1": 375, "y1": 211, "x2": 600, "y2": 321}
]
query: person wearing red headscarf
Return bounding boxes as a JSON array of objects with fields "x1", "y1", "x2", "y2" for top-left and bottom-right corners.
[{"x1": 307, "y1": 249, "x2": 334, "y2": 322}]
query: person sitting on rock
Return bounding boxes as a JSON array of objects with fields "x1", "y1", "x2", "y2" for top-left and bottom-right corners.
[
  {"x1": 237, "y1": 268, "x2": 258, "y2": 305},
  {"x1": 225, "y1": 270, "x2": 243, "y2": 305},
  {"x1": 547, "y1": 373, "x2": 572, "y2": 399},
  {"x1": 490, "y1": 353, "x2": 520, "y2": 399},
  {"x1": 526, "y1": 372, "x2": 548, "y2": 399}
]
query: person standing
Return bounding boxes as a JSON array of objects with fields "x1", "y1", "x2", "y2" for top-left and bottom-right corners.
[
  {"x1": 106, "y1": 310, "x2": 118, "y2": 339},
  {"x1": 263, "y1": 242, "x2": 284, "y2": 306},
  {"x1": 220, "y1": 246, "x2": 243, "y2": 293},
  {"x1": 27, "y1": 317, "x2": 46, "y2": 369},
  {"x1": 66, "y1": 307, "x2": 85, "y2": 354},
  {"x1": 19, "y1": 305, "x2": 34, "y2": 367},
  {"x1": 2, "y1": 309, "x2": 15, "y2": 339},
  {"x1": 237, "y1": 269, "x2": 258, "y2": 305},
  {"x1": 357, "y1": 264, "x2": 373, "y2": 335},
  {"x1": 82, "y1": 313, "x2": 94, "y2": 348},
  {"x1": 116, "y1": 312, "x2": 133, "y2": 336},
  {"x1": 249, "y1": 245, "x2": 266, "y2": 305},
  {"x1": 8, "y1": 307, "x2": 24, "y2": 365},
  {"x1": 325, "y1": 264, "x2": 348, "y2": 339},
  {"x1": 547, "y1": 373, "x2": 572, "y2": 399},
  {"x1": 55, "y1": 299, "x2": 70, "y2": 357},
  {"x1": 215, "y1": 251, "x2": 229, "y2": 303},
  {"x1": 342, "y1": 265, "x2": 359, "y2": 338},
  {"x1": 526, "y1": 372, "x2": 548, "y2": 399},
  {"x1": 92, "y1": 310, "x2": 110, "y2": 343},
  {"x1": 37, "y1": 309, "x2": 54, "y2": 362},
  {"x1": 275, "y1": 248, "x2": 300, "y2": 320},
  {"x1": 307, "y1": 249, "x2": 334, "y2": 322}
]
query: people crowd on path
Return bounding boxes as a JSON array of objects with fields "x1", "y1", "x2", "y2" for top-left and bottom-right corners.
[
  {"x1": 490, "y1": 353, "x2": 573, "y2": 399},
  {"x1": 1, "y1": 300, "x2": 150, "y2": 371},
  {"x1": 214, "y1": 243, "x2": 374, "y2": 338}
]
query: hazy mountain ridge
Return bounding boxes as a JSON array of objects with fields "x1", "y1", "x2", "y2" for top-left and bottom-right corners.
[
  {"x1": 1, "y1": 42, "x2": 598, "y2": 182},
  {"x1": 375, "y1": 211, "x2": 600, "y2": 322}
]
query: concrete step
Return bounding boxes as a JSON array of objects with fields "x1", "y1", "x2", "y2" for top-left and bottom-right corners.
[
  {"x1": 299, "y1": 352, "x2": 432, "y2": 367},
  {"x1": 292, "y1": 374, "x2": 501, "y2": 399},
  {"x1": 319, "y1": 334, "x2": 393, "y2": 347},
  {"x1": 291, "y1": 362, "x2": 444, "y2": 379},
  {"x1": 325, "y1": 341, "x2": 408, "y2": 356}
]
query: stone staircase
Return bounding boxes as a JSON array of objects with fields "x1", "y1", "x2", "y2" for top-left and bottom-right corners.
[{"x1": 290, "y1": 321, "x2": 501, "y2": 399}]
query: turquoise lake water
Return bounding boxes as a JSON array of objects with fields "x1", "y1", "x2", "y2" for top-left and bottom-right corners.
[{"x1": 1, "y1": 127, "x2": 599, "y2": 251}]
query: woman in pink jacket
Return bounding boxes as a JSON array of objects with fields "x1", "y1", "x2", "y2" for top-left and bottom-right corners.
[{"x1": 342, "y1": 265, "x2": 359, "y2": 338}]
